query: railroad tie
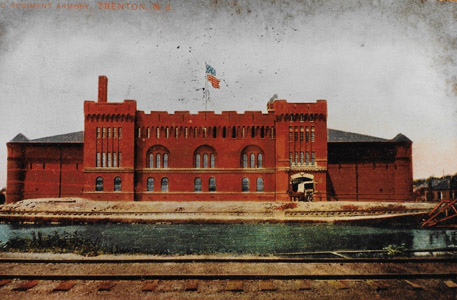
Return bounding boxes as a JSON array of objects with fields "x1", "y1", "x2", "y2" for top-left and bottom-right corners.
[
  {"x1": 12, "y1": 280, "x2": 39, "y2": 291},
  {"x1": 295, "y1": 279, "x2": 311, "y2": 290},
  {"x1": 366, "y1": 280, "x2": 388, "y2": 291},
  {"x1": 330, "y1": 280, "x2": 350, "y2": 290},
  {"x1": 404, "y1": 280, "x2": 424, "y2": 290},
  {"x1": 53, "y1": 280, "x2": 76, "y2": 292},
  {"x1": 98, "y1": 281, "x2": 116, "y2": 291},
  {"x1": 259, "y1": 280, "x2": 277, "y2": 291},
  {"x1": 185, "y1": 280, "x2": 199, "y2": 291},
  {"x1": 142, "y1": 280, "x2": 159, "y2": 292},
  {"x1": 444, "y1": 280, "x2": 457, "y2": 289},
  {"x1": 0, "y1": 279, "x2": 11, "y2": 288},
  {"x1": 225, "y1": 280, "x2": 244, "y2": 292}
]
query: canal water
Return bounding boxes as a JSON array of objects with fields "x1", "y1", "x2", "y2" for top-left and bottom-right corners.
[{"x1": 0, "y1": 223, "x2": 456, "y2": 255}]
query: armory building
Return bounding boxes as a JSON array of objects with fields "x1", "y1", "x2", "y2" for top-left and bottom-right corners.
[{"x1": 6, "y1": 76, "x2": 413, "y2": 203}]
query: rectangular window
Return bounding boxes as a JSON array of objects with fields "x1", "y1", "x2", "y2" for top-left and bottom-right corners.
[
  {"x1": 107, "y1": 153, "x2": 112, "y2": 167},
  {"x1": 306, "y1": 127, "x2": 309, "y2": 142},
  {"x1": 102, "y1": 152, "x2": 106, "y2": 167},
  {"x1": 96, "y1": 127, "x2": 101, "y2": 138},
  {"x1": 185, "y1": 127, "x2": 188, "y2": 138},
  {"x1": 118, "y1": 152, "x2": 122, "y2": 167},
  {"x1": 294, "y1": 132, "x2": 298, "y2": 141},
  {"x1": 300, "y1": 132, "x2": 304, "y2": 142},
  {"x1": 175, "y1": 127, "x2": 179, "y2": 138},
  {"x1": 311, "y1": 126, "x2": 315, "y2": 142},
  {"x1": 138, "y1": 127, "x2": 141, "y2": 138},
  {"x1": 306, "y1": 152, "x2": 309, "y2": 165},
  {"x1": 108, "y1": 128, "x2": 111, "y2": 138},
  {"x1": 113, "y1": 152, "x2": 117, "y2": 167},
  {"x1": 96, "y1": 152, "x2": 100, "y2": 167},
  {"x1": 194, "y1": 127, "x2": 198, "y2": 137},
  {"x1": 300, "y1": 152, "x2": 304, "y2": 164},
  {"x1": 102, "y1": 127, "x2": 106, "y2": 138},
  {"x1": 118, "y1": 127, "x2": 122, "y2": 138},
  {"x1": 289, "y1": 152, "x2": 293, "y2": 165},
  {"x1": 147, "y1": 127, "x2": 150, "y2": 138},
  {"x1": 295, "y1": 152, "x2": 298, "y2": 165},
  {"x1": 165, "y1": 127, "x2": 169, "y2": 138},
  {"x1": 113, "y1": 127, "x2": 117, "y2": 138},
  {"x1": 242, "y1": 127, "x2": 245, "y2": 138},
  {"x1": 156, "y1": 127, "x2": 160, "y2": 138},
  {"x1": 270, "y1": 127, "x2": 274, "y2": 138},
  {"x1": 203, "y1": 127, "x2": 207, "y2": 138},
  {"x1": 311, "y1": 152, "x2": 315, "y2": 165}
]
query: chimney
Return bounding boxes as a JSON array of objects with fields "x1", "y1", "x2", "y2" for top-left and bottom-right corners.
[{"x1": 98, "y1": 75, "x2": 108, "y2": 103}]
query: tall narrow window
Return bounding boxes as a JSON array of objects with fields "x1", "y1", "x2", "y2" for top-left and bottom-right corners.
[
  {"x1": 256, "y1": 178, "x2": 264, "y2": 192},
  {"x1": 250, "y1": 153, "x2": 255, "y2": 168},
  {"x1": 165, "y1": 127, "x2": 169, "y2": 138},
  {"x1": 156, "y1": 153, "x2": 161, "y2": 168},
  {"x1": 96, "y1": 127, "x2": 101, "y2": 138},
  {"x1": 232, "y1": 127, "x2": 236, "y2": 138},
  {"x1": 306, "y1": 152, "x2": 309, "y2": 165},
  {"x1": 289, "y1": 152, "x2": 292, "y2": 165},
  {"x1": 295, "y1": 152, "x2": 298, "y2": 165},
  {"x1": 194, "y1": 177, "x2": 202, "y2": 192},
  {"x1": 108, "y1": 128, "x2": 111, "y2": 138},
  {"x1": 195, "y1": 154, "x2": 201, "y2": 168},
  {"x1": 102, "y1": 152, "x2": 106, "y2": 167},
  {"x1": 213, "y1": 127, "x2": 217, "y2": 138},
  {"x1": 222, "y1": 127, "x2": 226, "y2": 138},
  {"x1": 118, "y1": 127, "x2": 122, "y2": 138},
  {"x1": 113, "y1": 127, "x2": 117, "y2": 138},
  {"x1": 96, "y1": 152, "x2": 100, "y2": 167},
  {"x1": 251, "y1": 127, "x2": 255, "y2": 138},
  {"x1": 118, "y1": 152, "x2": 122, "y2": 167},
  {"x1": 138, "y1": 127, "x2": 141, "y2": 138},
  {"x1": 242, "y1": 177, "x2": 249, "y2": 192},
  {"x1": 209, "y1": 177, "x2": 216, "y2": 192},
  {"x1": 147, "y1": 127, "x2": 150, "y2": 138},
  {"x1": 203, "y1": 154, "x2": 208, "y2": 168},
  {"x1": 149, "y1": 154, "x2": 154, "y2": 168},
  {"x1": 203, "y1": 127, "x2": 207, "y2": 138},
  {"x1": 300, "y1": 152, "x2": 304, "y2": 165},
  {"x1": 185, "y1": 127, "x2": 188, "y2": 138},
  {"x1": 163, "y1": 154, "x2": 168, "y2": 168},
  {"x1": 243, "y1": 154, "x2": 248, "y2": 168},
  {"x1": 257, "y1": 154, "x2": 262, "y2": 168},
  {"x1": 95, "y1": 177, "x2": 103, "y2": 191},
  {"x1": 175, "y1": 127, "x2": 179, "y2": 138},
  {"x1": 156, "y1": 127, "x2": 160, "y2": 138},
  {"x1": 270, "y1": 127, "x2": 274, "y2": 138},
  {"x1": 113, "y1": 152, "x2": 117, "y2": 167},
  {"x1": 306, "y1": 127, "x2": 309, "y2": 142},
  {"x1": 311, "y1": 126, "x2": 315, "y2": 142},
  {"x1": 161, "y1": 177, "x2": 169, "y2": 192},
  {"x1": 311, "y1": 152, "x2": 315, "y2": 165},
  {"x1": 147, "y1": 177, "x2": 154, "y2": 192},
  {"x1": 107, "y1": 153, "x2": 112, "y2": 167},
  {"x1": 114, "y1": 177, "x2": 122, "y2": 191},
  {"x1": 242, "y1": 127, "x2": 245, "y2": 138},
  {"x1": 102, "y1": 127, "x2": 106, "y2": 138},
  {"x1": 194, "y1": 127, "x2": 198, "y2": 137},
  {"x1": 210, "y1": 154, "x2": 215, "y2": 168}
]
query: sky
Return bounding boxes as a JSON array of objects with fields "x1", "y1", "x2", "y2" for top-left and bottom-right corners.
[{"x1": 0, "y1": 0, "x2": 456, "y2": 187}]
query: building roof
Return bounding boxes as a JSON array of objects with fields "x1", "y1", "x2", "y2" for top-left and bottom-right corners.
[
  {"x1": 431, "y1": 178, "x2": 451, "y2": 190},
  {"x1": 10, "y1": 129, "x2": 408, "y2": 144},
  {"x1": 327, "y1": 129, "x2": 388, "y2": 142},
  {"x1": 9, "y1": 131, "x2": 84, "y2": 143}
]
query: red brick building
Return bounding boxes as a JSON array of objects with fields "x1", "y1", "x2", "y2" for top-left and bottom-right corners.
[{"x1": 6, "y1": 76, "x2": 413, "y2": 203}]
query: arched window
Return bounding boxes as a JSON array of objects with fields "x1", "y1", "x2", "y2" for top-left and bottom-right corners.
[
  {"x1": 194, "y1": 177, "x2": 202, "y2": 192},
  {"x1": 242, "y1": 154, "x2": 248, "y2": 168},
  {"x1": 209, "y1": 177, "x2": 216, "y2": 192},
  {"x1": 163, "y1": 154, "x2": 168, "y2": 168},
  {"x1": 95, "y1": 177, "x2": 103, "y2": 191},
  {"x1": 256, "y1": 178, "x2": 264, "y2": 192},
  {"x1": 149, "y1": 154, "x2": 154, "y2": 168},
  {"x1": 257, "y1": 154, "x2": 262, "y2": 168},
  {"x1": 194, "y1": 145, "x2": 216, "y2": 169},
  {"x1": 241, "y1": 145, "x2": 264, "y2": 169},
  {"x1": 156, "y1": 153, "x2": 161, "y2": 168},
  {"x1": 242, "y1": 178, "x2": 249, "y2": 192},
  {"x1": 161, "y1": 177, "x2": 168, "y2": 192},
  {"x1": 147, "y1": 177, "x2": 154, "y2": 192},
  {"x1": 203, "y1": 154, "x2": 208, "y2": 168},
  {"x1": 195, "y1": 154, "x2": 201, "y2": 168},
  {"x1": 212, "y1": 127, "x2": 217, "y2": 138},
  {"x1": 114, "y1": 177, "x2": 121, "y2": 192},
  {"x1": 147, "y1": 145, "x2": 169, "y2": 169},
  {"x1": 210, "y1": 154, "x2": 215, "y2": 168}
]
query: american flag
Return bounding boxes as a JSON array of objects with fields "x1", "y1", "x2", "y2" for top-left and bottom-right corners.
[{"x1": 206, "y1": 64, "x2": 220, "y2": 89}]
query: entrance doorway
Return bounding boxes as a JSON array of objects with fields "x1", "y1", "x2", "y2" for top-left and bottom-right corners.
[{"x1": 290, "y1": 173, "x2": 314, "y2": 202}]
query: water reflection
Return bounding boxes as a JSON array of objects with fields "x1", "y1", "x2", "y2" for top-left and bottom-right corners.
[{"x1": 0, "y1": 223, "x2": 456, "y2": 255}]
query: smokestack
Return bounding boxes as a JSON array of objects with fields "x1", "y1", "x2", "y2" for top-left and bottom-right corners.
[{"x1": 98, "y1": 75, "x2": 108, "y2": 103}]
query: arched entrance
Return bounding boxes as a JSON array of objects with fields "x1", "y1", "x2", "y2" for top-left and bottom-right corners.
[{"x1": 290, "y1": 173, "x2": 314, "y2": 202}]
